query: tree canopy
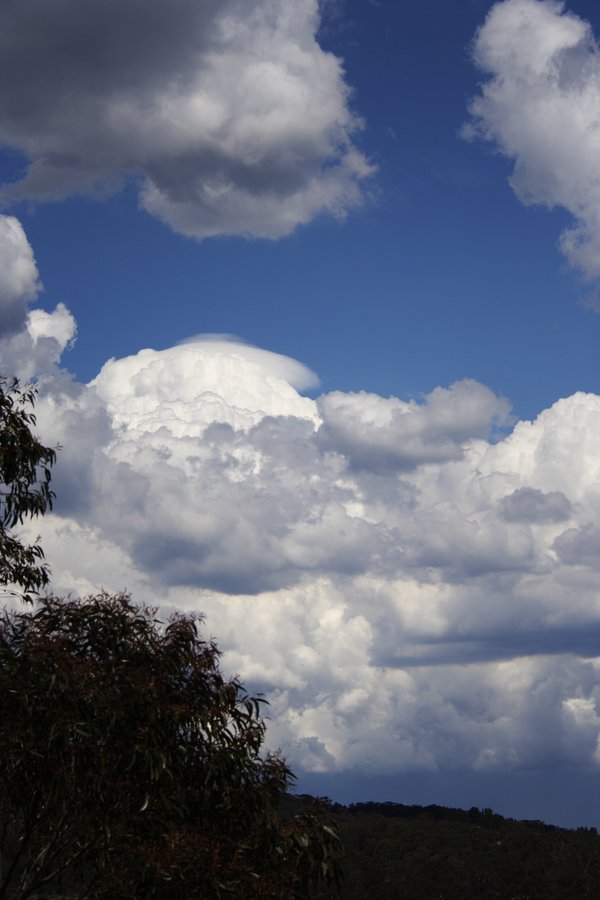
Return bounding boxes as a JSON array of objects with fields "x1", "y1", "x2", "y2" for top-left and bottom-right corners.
[
  {"x1": 0, "y1": 593, "x2": 342, "y2": 898},
  {"x1": 0, "y1": 377, "x2": 56, "y2": 598},
  {"x1": 0, "y1": 377, "x2": 342, "y2": 896}
]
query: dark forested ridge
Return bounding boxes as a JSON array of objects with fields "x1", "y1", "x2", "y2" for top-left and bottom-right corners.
[{"x1": 288, "y1": 795, "x2": 600, "y2": 898}]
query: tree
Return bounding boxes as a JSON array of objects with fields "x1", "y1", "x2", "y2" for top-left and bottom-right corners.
[
  {"x1": 0, "y1": 377, "x2": 56, "y2": 598},
  {"x1": 0, "y1": 593, "x2": 342, "y2": 899},
  {"x1": 0, "y1": 377, "x2": 342, "y2": 896}
]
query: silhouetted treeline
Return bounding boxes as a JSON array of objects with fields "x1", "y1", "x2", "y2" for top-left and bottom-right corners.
[{"x1": 289, "y1": 795, "x2": 600, "y2": 898}]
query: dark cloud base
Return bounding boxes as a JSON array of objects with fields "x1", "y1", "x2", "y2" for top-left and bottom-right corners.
[{"x1": 380, "y1": 625, "x2": 600, "y2": 668}]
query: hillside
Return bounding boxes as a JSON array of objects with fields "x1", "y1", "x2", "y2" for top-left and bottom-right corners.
[{"x1": 290, "y1": 796, "x2": 600, "y2": 898}]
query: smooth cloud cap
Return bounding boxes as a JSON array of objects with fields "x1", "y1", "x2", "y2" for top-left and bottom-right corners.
[{"x1": 91, "y1": 336, "x2": 320, "y2": 434}]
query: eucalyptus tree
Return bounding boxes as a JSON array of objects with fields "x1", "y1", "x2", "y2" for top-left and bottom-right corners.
[
  {"x1": 0, "y1": 593, "x2": 342, "y2": 898},
  {"x1": 0, "y1": 378, "x2": 341, "y2": 897},
  {"x1": 0, "y1": 377, "x2": 55, "y2": 599}
]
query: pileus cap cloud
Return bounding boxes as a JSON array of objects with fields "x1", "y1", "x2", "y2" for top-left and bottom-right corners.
[{"x1": 91, "y1": 337, "x2": 320, "y2": 435}]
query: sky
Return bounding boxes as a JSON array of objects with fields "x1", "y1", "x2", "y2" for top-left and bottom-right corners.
[{"x1": 2, "y1": 0, "x2": 600, "y2": 828}]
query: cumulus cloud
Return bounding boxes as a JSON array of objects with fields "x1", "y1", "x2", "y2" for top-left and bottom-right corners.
[
  {"x1": 91, "y1": 336, "x2": 320, "y2": 435},
  {"x1": 499, "y1": 486, "x2": 573, "y2": 522},
  {"x1": 465, "y1": 0, "x2": 600, "y2": 282},
  {"x1": 16, "y1": 325, "x2": 600, "y2": 782},
  {"x1": 554, "y1": 523, "x2": 600, "y2": 569},
  {"x1": 4, "y1": 244, "x2": 600, "y2": 786},
  {"x1": 0, "y1": 217, "x2": 74, "y2": 379},
  {"x1": 317, "y1": 380, "x2": 510, "y2": 471},
  {"x1": 0, "y1": 215, "x2": 41, "y2": 334},
  {"x1": 0, "y1": 301, "x2": 76, "y2": 381},
  {"x1": 0, "y1": 0, "x2": 373, "y2": 240}
]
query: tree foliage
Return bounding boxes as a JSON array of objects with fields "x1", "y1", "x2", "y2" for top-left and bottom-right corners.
[
  {"x1": 0, "y1": 378, "x2": 341, "y2": 895},
  {"x1": 320, "y1": 800, "x2": 600, "y2": 898},
  {"x1": 0, "y1": 377, "x2": 56, "y2": 598},
  {"x1": 0, "y1": 593, "x2": 342, "y2": 899}
]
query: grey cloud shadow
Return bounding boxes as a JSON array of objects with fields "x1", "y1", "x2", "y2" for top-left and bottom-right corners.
[
  {"x1": 376, "y1": 623, "x2": 600, "y2": 668},
  {"x1": 499, "y1": 487, "x2": 572, "y2": 524}
]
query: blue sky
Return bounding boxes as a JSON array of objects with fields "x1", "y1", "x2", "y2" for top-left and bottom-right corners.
[
  {"x1": 3, "y1": 0, "x2": 600, "y2": 828},
  {"x1": 3, "y1": 0, "x2": 598, "y2": 417}
]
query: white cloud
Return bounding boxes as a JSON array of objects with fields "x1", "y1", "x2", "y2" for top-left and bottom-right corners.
[
  {"x1": 0, "y1": 217, "x2": 74, "y2": 378},
  {"x1": 465, "y1": 0, "x2": 600, "y2": 281},
  {"x1": 0, "y1": 0, "x2": 373, "y2": 240},
  {"x1": 4, "y1": 255, "x2": 600, "y2": 784},
  {"x1": 91, "y1": 336, "x2": 320, "y2": 435},
  {"x1": 28, "y1": 304, "x2": 76, "y2": 349},
  {"x1": 0, "y1": 301, "x2": 76, "y2": 382},
  {"x1": 317, "y1": 380, "x2": 510, "y2": 470},
  {"x1": 0, "y1": 215, "x2": 41, "y2": 334},
  {"x1": 18, "y1": 326, "x2": 600, "y2": 781}
]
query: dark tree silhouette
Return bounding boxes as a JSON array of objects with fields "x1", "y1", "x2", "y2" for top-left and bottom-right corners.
[
  {"x1": 0, "y1": 376, "x2": 341, "y2": 897},
  {"x1": 0, "y1": 593, "x2": 342, "y2": 898},
  {"x1": 0, "y1": 377, "x2": 56, "y2": 598}
]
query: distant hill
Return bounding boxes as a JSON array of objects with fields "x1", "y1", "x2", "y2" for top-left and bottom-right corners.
[{"x1": 288, "y1": 796, "x2": 600, "y2": 898}]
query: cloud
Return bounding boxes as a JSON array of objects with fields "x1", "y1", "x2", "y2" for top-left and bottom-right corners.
[
  {"x1": 91, "y1": 336, "x2": 320, "y2": 434},
  {"x1": 0, "y1": 301, "x2": 76, "y2": 382},
  {"x1": 465, "y1": 0, "x2": 600, "y2": 281},
  {"x1": 0, "y1": 0, "x2": 373, "y2": 240},
  {"x1": 0, "y1": 215, "x2": 41, "y2": 334},
  {"x1": 317, "y1": 380, "x2": 510, "y2": 471},
  {"x1": 21, "y1": 330, "x2": 600, "y2": 781},
  {"x1": 499, "y1": 486, "x2": 572, "y2": 523},
  {"x1": 0, "y1": 216, "x2": 74, "y2": 378},
  {"x1": 4, "y1": 226, "x2": 600, "y2": 785},
  {"x1": 554, "y1": 523, "x2": 600, "y2": 569}
]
